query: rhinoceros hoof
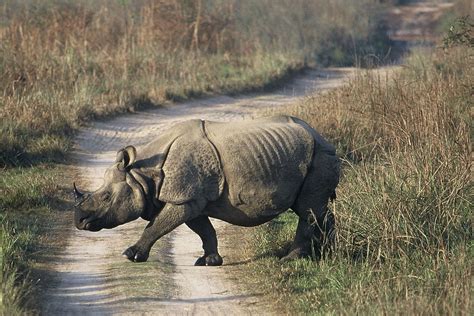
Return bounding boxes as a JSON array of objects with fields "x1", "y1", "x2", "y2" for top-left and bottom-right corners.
[
  {"x1": 194, "y1": 254, "x2": 223, "y2": 266},
  {"x1": 206, "y1": 254, "x2": 223, "y2": 266},
  {"x1": 194, "y1": 256, "x2": 207, "y2": 266},
  {"x1": 122, "y1": 245, "x2": 149, "y2": 262}
]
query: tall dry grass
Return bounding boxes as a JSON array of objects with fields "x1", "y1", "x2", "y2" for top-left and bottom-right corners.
[
  {"x1": 0, "y1": 0, "x2": 389, "y2": 167},
  {"x1": 245, "y1": 44, "x2": 472, "y2": 314}
]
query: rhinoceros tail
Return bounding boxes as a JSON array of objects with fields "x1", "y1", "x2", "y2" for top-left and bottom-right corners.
[{"x1": 330, "y1": 190, "x2": 337, "y2": 202}]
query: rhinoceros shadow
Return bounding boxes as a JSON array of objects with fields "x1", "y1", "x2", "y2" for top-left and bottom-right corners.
[{"x1": 38, "y1": 268, "x2": 262, "y2": 313}]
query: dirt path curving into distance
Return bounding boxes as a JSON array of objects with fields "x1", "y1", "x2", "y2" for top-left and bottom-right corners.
[{"x1": 41, "y1": 68, "x2": 361, "y2": 315}]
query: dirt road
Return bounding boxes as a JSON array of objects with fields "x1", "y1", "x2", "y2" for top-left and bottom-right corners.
[
  {"x1": 41, "y1": 68, "x2": 358, "y2": 315},
  {"x1": 386, "y1": 2, "x2": 453, "y2": 42}
]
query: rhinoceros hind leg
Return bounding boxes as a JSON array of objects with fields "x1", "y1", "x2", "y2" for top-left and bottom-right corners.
[
  {"x1": 186, "y1": 216, "x2": 223, "y2": 266},
  {"x1": 194, "y1": 253, "x2": 223, "y2": 266},
  {"x1": 283, "y1": 155, "x2": 337, "y2": 261},
  {"x1": 281, "y1": 208, "x2": 335, "y2": 262},
  {"x1": 280, "y1": 218, "x2": 313, "y2": 262}
]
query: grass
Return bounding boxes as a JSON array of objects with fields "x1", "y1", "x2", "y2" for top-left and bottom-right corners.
[
  {"x1": 0, "y1": 218, "x2": 35, "y2": 314},
  {"x1": 0, "y1": 49, "x2": 303, "y2": 166},
  {"x1": 0, "y1": 0, "x2": 390, "y2": 167},
  {"x1": 0, "y1": 166, "x2": 63, "y2": 315},
  {"x1": 239, "y1": 44, "x2": 473, "y2": 314}
]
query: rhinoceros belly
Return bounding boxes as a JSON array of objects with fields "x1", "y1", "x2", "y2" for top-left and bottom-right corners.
[{"x1": 204, "y1": 117, "x2": 314, "y2": 217}]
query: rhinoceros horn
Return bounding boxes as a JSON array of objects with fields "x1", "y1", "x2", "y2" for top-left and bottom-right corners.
[{"x1": 73, "y1": 182, "x2": 84, "y2": 201}]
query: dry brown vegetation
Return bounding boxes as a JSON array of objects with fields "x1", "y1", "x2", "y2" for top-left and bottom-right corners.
[{"x1": 0, "y1": 0, "x2": 389, "y2": 167}]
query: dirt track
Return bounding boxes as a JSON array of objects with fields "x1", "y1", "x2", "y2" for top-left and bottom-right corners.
[{"x1": 41, "y1": 68, "x2": 359, "y2": 315}]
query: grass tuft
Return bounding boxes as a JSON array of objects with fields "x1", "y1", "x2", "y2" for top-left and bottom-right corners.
[
  {"x1": 0, "y1": 166, "x2": 61, "y2": 314},
  {"x1": 1, "y1": 217, "x2": 36, "y2": 315}
]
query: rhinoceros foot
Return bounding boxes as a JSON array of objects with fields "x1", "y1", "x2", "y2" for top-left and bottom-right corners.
[
  {"x1": 194, "y1": 253, "x2": 223, "y2": 266},
  {"x1": 122, "y1": 245, "x2": 150, "y2": 262}
]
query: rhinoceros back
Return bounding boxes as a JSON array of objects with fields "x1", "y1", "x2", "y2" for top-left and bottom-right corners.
[{"x1": 204, "y1": 116, "x2": 314, "y2": 213}]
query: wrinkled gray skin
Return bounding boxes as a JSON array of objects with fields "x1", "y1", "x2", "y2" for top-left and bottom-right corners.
[{"x1": 74, "y1": 116, "x2": 340, "y2": 265}]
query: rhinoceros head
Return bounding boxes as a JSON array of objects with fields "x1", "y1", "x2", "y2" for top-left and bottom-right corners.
[{"x1": 74, "y1": 146, "x2": 146, "y2": 231}]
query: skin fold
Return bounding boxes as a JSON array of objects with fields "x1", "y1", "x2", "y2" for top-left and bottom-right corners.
[{"x1": 74, "y1": 115, "x2": 340, "y2": 265}]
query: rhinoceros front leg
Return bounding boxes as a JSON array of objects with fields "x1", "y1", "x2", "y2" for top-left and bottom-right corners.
[
  {"x1": 123, "y1": 203, "x2": 194, "y2": 262},
  {"x1": 186, "y1": 216, "x2": 223, "y2": 266}
]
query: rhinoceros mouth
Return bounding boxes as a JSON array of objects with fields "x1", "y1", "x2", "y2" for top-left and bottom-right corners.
[
  {"x1": 77, "y1": 215, "x2": 102, "y2": 231},
  {"x1": 84, "y1": 221, "x2": 103, "y2": 231}
]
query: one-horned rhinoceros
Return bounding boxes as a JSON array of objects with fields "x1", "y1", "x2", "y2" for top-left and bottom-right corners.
[{"x1": 74, "y1": 115, "x2": 340, "y2": 265}]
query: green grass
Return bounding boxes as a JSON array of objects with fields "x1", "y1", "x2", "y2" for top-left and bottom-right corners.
[
  {"x1": 244, "y1": 250, "x2": 472, "y2": 314},
  {"x1": 0, "y1": 166, "x2": 63, "y2": 314},
  {"x1": 239, "y1": 44, "x2": 473, "y2": 314},
  {"x1": 0, "y1": 218, "x2": 35, "y2": 315}
]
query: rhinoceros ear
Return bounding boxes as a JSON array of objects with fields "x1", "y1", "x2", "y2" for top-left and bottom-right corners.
[{"x1": 116, "y1": 146, "x2": 137, "y2": 170}]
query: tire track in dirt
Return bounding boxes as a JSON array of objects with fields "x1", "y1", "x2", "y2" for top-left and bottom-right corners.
[{"x1": 42, "y1": 68, "x2": 359, "y2": 315}]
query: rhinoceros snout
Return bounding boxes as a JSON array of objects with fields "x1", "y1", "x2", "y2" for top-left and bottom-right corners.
[
  {"x1": 74, "y1": 212, "x2": 90, "y2": 230},
  {"x1": 74, "y1": 207, "x2": 101, "y2": 231}
]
